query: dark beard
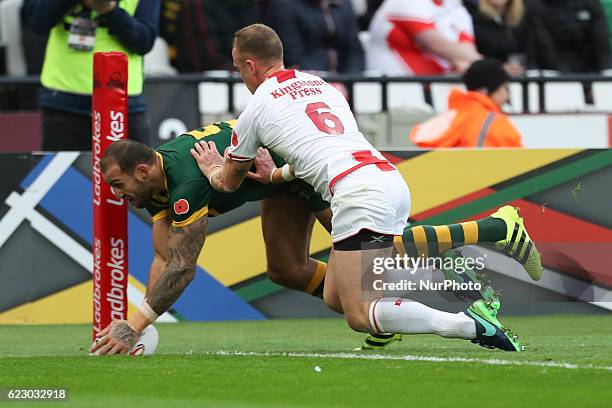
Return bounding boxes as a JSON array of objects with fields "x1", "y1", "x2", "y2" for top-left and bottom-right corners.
[{"x1": 131, "y1": 181, "x2": 156, "y2": 208}]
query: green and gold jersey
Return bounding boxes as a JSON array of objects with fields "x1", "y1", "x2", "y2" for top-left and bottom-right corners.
[{"x1": 146, "y1": 120, "x2": 329, "y2": 227}]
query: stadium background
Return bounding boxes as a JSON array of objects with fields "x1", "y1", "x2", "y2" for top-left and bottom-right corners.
[
  {"x1": 1, "y1": 149, "x2": 610, "y2": 324},
  {"x1": 3, "y1": 75, "x2": 612, "y2": 152},
  {"x1": 0, "y1": 0, "x2": 610, "y2": 326},
  {"x1": 0, "y1": 3, "x2": 611, "y2": 405}
]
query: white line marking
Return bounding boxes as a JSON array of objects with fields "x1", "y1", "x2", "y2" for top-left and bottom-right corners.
[
  {"x1": 0, "y1": 152, "x2": 79, "y2": 248},
  {"x1": 208, "y1": 350, "x2": 612, "y2": 372}
]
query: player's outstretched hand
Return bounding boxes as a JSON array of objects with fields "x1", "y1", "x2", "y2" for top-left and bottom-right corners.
[
  {"x1": 190, "y1": 140, "x2": 224, "y2": 177},
  {"x1": 246, "y1": 147, "x2": 276, "y2": 184},
  {"x1": 89, "y1": 320, "x2": 140, "y2": 356}
]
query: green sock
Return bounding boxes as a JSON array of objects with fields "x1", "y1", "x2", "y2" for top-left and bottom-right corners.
[{"x1": 400, "y1": 217, "x2": 507, "y2": 258}]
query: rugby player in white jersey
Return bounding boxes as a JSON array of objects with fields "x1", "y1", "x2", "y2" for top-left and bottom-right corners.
[
  {"x1": 87, "y1": 23, "x2": 540, "y2": 353},
  {"x1": 191, "y1": 25, "x2": 536, "y2": 351}
]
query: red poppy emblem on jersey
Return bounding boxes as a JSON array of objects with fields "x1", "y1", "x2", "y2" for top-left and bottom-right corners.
[
  {"x1": 433, "y1": 0, "x2": 443, "y2": 5},
  {"x1": 231, "y1": 131, "x2": 239, "y2": 147},
  {"x1": 174, "y1": 199, "x2": 190, "y2": 215}
]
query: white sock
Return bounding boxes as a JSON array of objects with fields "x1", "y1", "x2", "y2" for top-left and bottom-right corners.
[{"x1": 369, "y1": 298, "x2": 476, "y2": 339}]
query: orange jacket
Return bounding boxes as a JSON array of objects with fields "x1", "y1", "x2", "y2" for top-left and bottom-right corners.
[{"x1": 410, "y1": 89, "x2": 523, "y2": 148}]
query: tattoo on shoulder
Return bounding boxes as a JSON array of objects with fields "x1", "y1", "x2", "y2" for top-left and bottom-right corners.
[{"x1": 147, "y1": 216, "x2": 208, "y2": 315}]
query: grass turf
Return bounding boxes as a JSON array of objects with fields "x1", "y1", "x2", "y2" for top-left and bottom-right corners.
[{"x1": 0, "y1": 315, "x2": 611, "y2": 407}]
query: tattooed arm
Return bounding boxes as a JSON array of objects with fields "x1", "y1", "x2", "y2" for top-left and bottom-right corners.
[
  {"x1": 146, "y1": 216, "x2": 172, "y2": 294},
  {"x1": 90, "y1": 215, "x2": 208, "y2": 355},
  {"x1": 145, "y1": 215, "x2": 208, "y2": 315}
]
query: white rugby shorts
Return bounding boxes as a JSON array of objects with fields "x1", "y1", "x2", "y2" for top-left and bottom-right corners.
[{"x1": 330, "y1": 164, "x2": 411, "y2": 242}]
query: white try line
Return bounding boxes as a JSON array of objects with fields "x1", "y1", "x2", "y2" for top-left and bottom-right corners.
[{"x1": 208, "y1": 350, "x2": 612, "y2": 372}]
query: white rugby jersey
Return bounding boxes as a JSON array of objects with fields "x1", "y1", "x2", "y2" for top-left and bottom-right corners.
[
  {"x1": 229, "y1": 69, "x2": 392, "y2": 201},
  {"x1": 366, "y1": 0, "x2": 474, "y2": 75}
]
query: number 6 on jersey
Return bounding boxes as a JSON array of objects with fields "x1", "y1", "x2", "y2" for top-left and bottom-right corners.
[{"x1": 305, "y1": 102, "x2": 345, "y2": 135}]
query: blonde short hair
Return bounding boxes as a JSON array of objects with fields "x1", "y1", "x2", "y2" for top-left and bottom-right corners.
[{"x1": 233, "y1": 24, "x2": 283, "y2": 63}]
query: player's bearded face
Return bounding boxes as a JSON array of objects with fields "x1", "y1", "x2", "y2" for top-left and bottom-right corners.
[
  {"x1": 104, "y1": 163, "x2": 156, "y2": 208},
  {"x1": 127, "y1": 177, "x2": 155, "y2": 208}
]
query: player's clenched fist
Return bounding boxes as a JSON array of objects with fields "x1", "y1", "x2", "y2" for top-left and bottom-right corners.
[
  {"x1": 190, "y1": 140, "x2": 224, "y2": 177},
  {"x1": 90, "y1": 320, "x2": 140, "y2": 356}
]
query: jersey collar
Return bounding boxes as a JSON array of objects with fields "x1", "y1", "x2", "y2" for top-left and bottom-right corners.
[
  {"x1": 153, "y1": 151, "x2": 169, "y2": 204},
  {"x1": 265, "y1": 69, "x2": 297, "y2": 82}
]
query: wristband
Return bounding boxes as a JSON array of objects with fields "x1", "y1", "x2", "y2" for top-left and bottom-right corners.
[
  {"x1": 281, "y1": 164, "x2": 296, "y2": 181},
  {"x1": 140, "y1": 301, "x2": 159, "y2": 323},
  {"x1": 269, "y1": 167, "x2": 280, "y2": 184}
]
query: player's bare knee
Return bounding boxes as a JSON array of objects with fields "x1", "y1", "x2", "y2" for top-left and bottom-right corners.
[
  {"x1": 344, "y1": 310, "x2": 371, "y2": 333},
  {"x1": 267, "y1": 261, "x2": 304, "y2": 288},
  {"x1": 322, "y1": 288, "x2": 333, "y2": 306},
  {"x1": 322, "y1": 282, "x2": 340, "y2": 309},
  {"x1": 266, "y1": 263, "x2": 286, "y2": 286},
  {"x1": 323, "y1": 290, "x2": 342, "y2": 313}
]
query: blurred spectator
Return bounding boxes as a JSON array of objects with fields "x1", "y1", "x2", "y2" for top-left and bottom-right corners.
[
  {"x1": 266, "y1": 0, "x2": 364, "y2": 74},
  {"x1": 20, "y1": 5, "x2": 48, "y2": 75},
  {"x1": 0, "y1": 4, "x2": 47, "y2": 111},
  {"x1": 358, "y1": 0, "x2": 384, "y2": 30},
  {"x1": 160, "y1": 0, "x2": 259, "y2": 72},
  {"x1": 24, "y1": 0, "x2": 160, "y2": 151},
  {"x1": 366, "y1": 0, "x2": 481, "y2": 76},
  {"x1": 464, "y1": 0, "x2": 557, "y2": 73},
  {"x1": 603, "y1": 0, "x2": 612, "y2": 50},
  {"x1": 410, "y1": 59, "x2": 523, "y2": 147},
  {"x1": 351, "y1": 0, "x2": 367, "y2": 20},
  {"x1": 540, "y1": 0, "x2": 612, "y2": 73}
]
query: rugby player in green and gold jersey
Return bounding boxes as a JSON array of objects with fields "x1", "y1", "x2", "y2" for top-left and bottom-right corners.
[
  {"x1": 101, "y1": 120, "x2": 332, "y2": 298},
  {"x1": 94, "y1": 120, "x2": 361, "y2": 355},
  {"x1": 96, "y1": 119, "x2": 412, "y2": 354},
  {"x1": 92, "y1": 120, "x2": 542, "y2": 354}
]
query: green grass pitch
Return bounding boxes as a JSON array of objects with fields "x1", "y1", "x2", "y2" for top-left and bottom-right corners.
[{"x1": 1, "y1": 315, "x2": 611, "y2": 407}]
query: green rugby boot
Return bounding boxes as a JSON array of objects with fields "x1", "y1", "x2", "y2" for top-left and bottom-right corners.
[
  {"x1": 465, "y1": 300, "x2": 523, "y2": 352},
  {"x1": 440, "y1": 248, "x2": 501, "y2": 314},
  {"x1": 356, "y1": 333, "x2": 402, "y2": 351},
  {"x1": 491, "y1": 206, "x2": 543, "y2": 281}
]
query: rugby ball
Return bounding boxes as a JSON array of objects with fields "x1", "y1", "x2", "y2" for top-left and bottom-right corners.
[
  {"x1": 129, "y1": 325, "x2": 159, "y2": 356},
  {"x1": 90, "y1": 324, "x2": 159, "y2": 356}
]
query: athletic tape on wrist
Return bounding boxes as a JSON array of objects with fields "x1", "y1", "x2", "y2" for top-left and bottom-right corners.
[
  {"x1": 140, "y1": 302, "x2": 159, "y2": 323},
  {"x1": 208, "y1": 165, "x2": 223, "y2": 180},
  {"x1": 281, "y1": 164, "x2": 296, "y2": 181},
  {"x1": 269, "y1": 168, "x2": 278, "y2": 184},
  {"x1": 127, "y1": 322, "x2": 140, "y2": 334}
]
